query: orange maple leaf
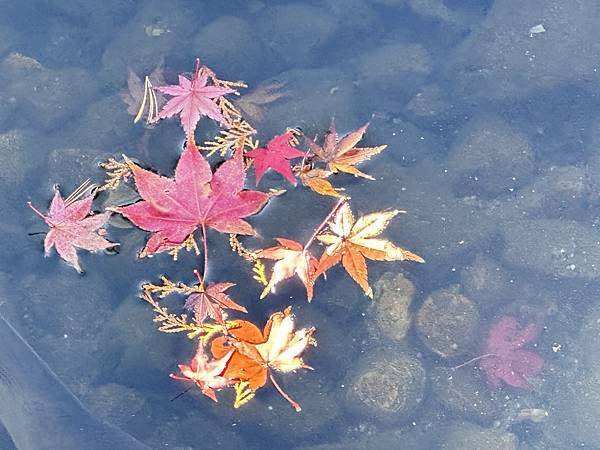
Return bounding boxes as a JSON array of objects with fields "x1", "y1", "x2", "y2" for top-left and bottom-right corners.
[
  {"x1": 316, "y1": 203, "x2": 424, "y2": 297},
  {"x1": 211, "y1": 306, "x2": 316, "y2": 411}
]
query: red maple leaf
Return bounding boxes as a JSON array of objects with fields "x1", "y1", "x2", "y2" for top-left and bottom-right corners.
[
  {"x1": 28, "y1": 187, "x2": 117, "y2": 272},
  {"x1": 184, "y1": 281, "x2": 247, "y2": 326},
  {"x1": 480, "y1": 316, "x2": 544, "y2": 389},
  {"x1": 246, "y1": 132, "x2": 305, "y2": 185},
  {"x1": 155, "y1": 61, "x2": 234, "y2": 136},
  {"x1": 170, "y1": 342, "x2": 234, "y2": 402},
  {"x1": 114, "y1": 140, "x2": 269, "y2": 256},
  {"x1": 257, "y1": 238, "x2": 318, "y2": 301}
]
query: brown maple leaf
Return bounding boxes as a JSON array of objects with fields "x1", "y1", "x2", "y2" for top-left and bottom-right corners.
[
  {"x1": 304, "y1": 119, "x2": 386, "y2": 180},
  {"x1": 295, "y1": 165, "x2": 343, "y2": 198},
  {"x1": 184, "y1": 281, "x2": 247, "y2": 326},
  {"x1": 235, "y1": 81, "x2": 288, "y2": 124},
  {"x1": 256, "y1": 238, "x2": 318, "y2": 301},
  {"x1": 211, "y1": 306, "x2": 316, "y2": 411},
  {"x1": 316, "y1": 203, "x2": 424, "y2": 297},
  {"x1": 170, "y1": 341, "x2": 234, "y2": 402}
]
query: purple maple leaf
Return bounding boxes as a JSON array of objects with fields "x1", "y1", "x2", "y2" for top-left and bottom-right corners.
[{"x1": 479, "y1": 316, "x2": 544, "y2": 389}]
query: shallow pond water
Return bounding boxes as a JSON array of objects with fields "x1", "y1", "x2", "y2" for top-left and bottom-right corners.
[{"x1": 1, "y1": 0, "x2": 600, "y2": 449}]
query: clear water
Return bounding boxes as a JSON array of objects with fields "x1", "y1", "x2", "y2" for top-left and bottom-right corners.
[{"x1": 1, "y1": 0, "x2": 600, "y2": 448}]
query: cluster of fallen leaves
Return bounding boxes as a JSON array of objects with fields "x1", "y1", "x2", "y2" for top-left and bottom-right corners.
[{"x1": 28, "y1": 58, "x2": 426, "y2": 411}]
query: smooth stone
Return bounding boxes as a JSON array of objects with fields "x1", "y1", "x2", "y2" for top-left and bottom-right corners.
[
  {"x1": 502, "y1": 219, "x2": 600, "y2": 280},
  {"x1": 447, "y1": 115, "x2": 534, "y2": 199}
]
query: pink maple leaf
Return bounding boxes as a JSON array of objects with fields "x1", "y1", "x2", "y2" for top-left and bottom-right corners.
[
  {"x1": 480, "y1": 316, "x2": 544, "y2": 389},
  {"x1": 170, "y1": 342, "x2": 234, "y2": 402},
  {"x1": 113, "y1": 139, "x2": 269, "y2": 256},
  {"x1": 28, "y1": 188, "x2": 117, "y2": 272},
  {"x1": 154, "y1": 59, "x2": 234, "y2": 136},
  {"x1": 246, "y1": 132, "x2": 306, "y2": 185}
]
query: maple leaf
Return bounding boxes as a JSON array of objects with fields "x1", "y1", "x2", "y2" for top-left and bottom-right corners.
[
  {"x1": 184, "y1": 281, "x2": 247, "y2": 326},
  {"x1": 235, "y1": 81, "x2": 288, "y2": 123},
  {"x1": 211, "y1": 306, "x2": 316, "y2": 411},
  {"x1": 154, "y1": 61, "x2": 234, "y2": 136},
  {"x1": 304, "y1": 119, "x2": 386, "y2": 180},
  {"x1": 113, "y1": 140, "x2": 269, "y2": 256},
  {"x1": 246, "y1": 132, "x2": 305, "y2": 185},
  {"x1": 479, "y1": 316, "x2": 544, "y2": 389},
  {"x1": 316, "y1": 203, "x2": 424, "y2": 297},
  {"x1": 120, "y1": 66, "x2": 165, "y2": 122},
  {"x1": 296, "y1": 165, "x2": 342, "y2": 198},
  {"x1": 170, "y1": 341, "x2": 234, "y2": 402},
  {"x1": 256, "y1": 238, "x2": 318, "y2": 301},
  {"x1": 28, "y1": 186, "x2": 117, "y2": 272}
]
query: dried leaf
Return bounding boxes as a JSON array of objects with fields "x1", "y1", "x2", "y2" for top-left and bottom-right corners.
[
  {"x1": 246, "y1": 132, "x2": 305, "y2": 185},
  {"x1": 316, "y1": 203, "x2": 424, "y2": 297},
  {"x1": 305, "y1": 119, "x2": 386, "y2": 180},
  {"x1": 257, "y1": 238, "x2": 318, "y2": 301},
  {"x1": 170, "y1": 341, "x2": 234, "y2": 402},
  {"x1": 28, "y1": 186, "x2": 117, "y2": 272},
  {"x1": 212, "y1": 307, "x2": 315, "y2": 411},
  {"x1": 113, "y1": 138, "x2": 269, "y2": 256}
]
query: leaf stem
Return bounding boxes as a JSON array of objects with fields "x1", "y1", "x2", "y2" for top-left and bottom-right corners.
[
  {"x1": 452, "y1": 353, "x2": 496, "y2": 370},
  {"x1": 303, "y1": 197, "x2": 347, "y2": 251},
  {"x1": 199, "y1": 223, "x2": 209, "y2": 287},
  {"x1": 269, "y1": 372, "x2": 301, "y2": 412}
]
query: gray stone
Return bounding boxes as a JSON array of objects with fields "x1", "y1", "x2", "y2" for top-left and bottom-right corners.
[
  {"x1": 99, "y1": 0, "x2": 201, "y2": 90},
  {"x1": 446, "y1": 0, "x2": 600, "y2": 101},
  {"x1": 11, "y1": 67, "x2": 98, "y2": 131},
  {"x1": 407, "y1": 0, "x2": 467, "y2": 26},
  {"x1": 369, "y1": 272, "x2": 415, "y2": 342},
  {"x1": 0, "y1": 129, "x2": 36, "y2": 186},
  {"x1": 488, "y1": 165, "x2": 588, "y2": 221},
  {"x1": 255, "y1": 4, "x2": 338, "y2": 67},
  {"x1": 441, "y1": 422, "x2": 517, "y2": 450},
  {"x1": 192, "y1": 16, "x2": 270, "y2": 83},
  {"x1": 0, "y1": 92, "x2": 17, "y2": 132},
  {"x1": 406, "y1": 84, "x2": 452, "y2": 118},
  {"x1": 354, "y1": 42, "x2": 432, "y2": 98},
  {"x1": 578, "y1": 303, "x2": 600, "y2": 370},
  {"x1": 367, "y1": 114, "x2": 440, "y2": 167},
  {"x1": 546, "y1": 363, "x2": 600, "y2": 448},
  {"x1": 345, "y1": 351, "x2": 425, "y2": 423},
  {"x1": 104, "y1": 295, "x2": 176, "y2": 387},
  {"x1": 258, "y1": 67, "x2": 356, "y2": 137},
  {"x1": 73, "y1": 94, "x2": 139, "y2": 150},
  {"x1": 431, "y1": 367, "x2": 500, "y2": 424},
  {"x1": 502, "y1": 219, "x2": 600, "y2": 280},
  {"x1": 416, "y1": 285, "x2": 479, "y2": 358},
  {"x1": 47, "y1": 147, "x2": 110, "y2": 185},
  {"x1": 461, "y1": 255, "x2": 514, "y2": 311},
  {"x1": 0, "y1": 25, "x2": 15, "y2": 58},
  {"x1": 447, "y1": 115, "x2": 534, "y2": 199},
  {"x1": 357, "y1": 160, "x2": 498, "y2": 285},
  {"x1": 321, "y1": 0, "x2": 377, "y2": 30}
]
